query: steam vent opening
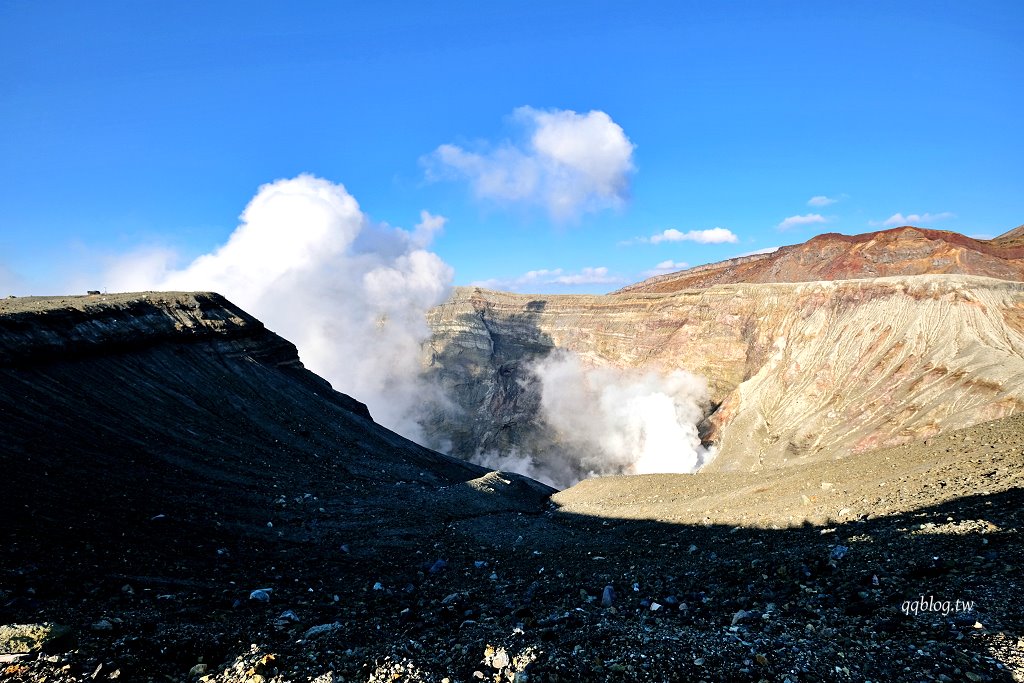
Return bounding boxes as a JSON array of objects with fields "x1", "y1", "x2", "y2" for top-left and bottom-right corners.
[{"x1": 421, "y1": 345, "x2": 718, "y2": 490}]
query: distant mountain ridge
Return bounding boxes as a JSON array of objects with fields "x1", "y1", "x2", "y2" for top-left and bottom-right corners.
[
  {"x1": 992, "y1": 223, "x2": 1024, "y2": 248},
  {"x1": 615, "y1": 226, "x2": 1024, "y2": 294}
]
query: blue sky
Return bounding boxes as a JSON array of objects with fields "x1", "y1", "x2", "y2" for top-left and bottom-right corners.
[{"x1": 2, "y1": 0, "x2": 1022, "y2": 295}]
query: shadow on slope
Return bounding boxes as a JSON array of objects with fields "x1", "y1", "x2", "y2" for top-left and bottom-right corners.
[
  {"x1": 533, "y1": 488, "x2": 1022, "y2": 682},
  {"x1": 4, "y1": 473, "x2": 1020, "y2": 681}
]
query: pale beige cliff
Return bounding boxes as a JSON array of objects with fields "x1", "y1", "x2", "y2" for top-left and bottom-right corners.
[{"x1": 424, "y1": 275, "x2": 1024, "y2": 472}]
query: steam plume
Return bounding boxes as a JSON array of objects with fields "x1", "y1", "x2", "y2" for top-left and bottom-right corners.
[
  {"x1": 106, "y1": 174, "x2": 453, "y2": 439},
  {"x1": 473, "y1": 351, "x2": 715, "y2": 488}
]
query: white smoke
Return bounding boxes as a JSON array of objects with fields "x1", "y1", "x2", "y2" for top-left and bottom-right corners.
[
  {"x1": 473, "y1": 350, "x2": 715, "y2": 488},
  {"x1": 538, "y1": 351, "x2": 715, "y2": 476},
  {"x1": 105, "y1": 174, "x2": 453, "y2": 440}
]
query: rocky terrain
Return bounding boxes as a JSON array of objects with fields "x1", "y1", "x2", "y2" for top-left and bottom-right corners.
[
  {"x1": 423, "y1": 228, "x2": 1024, "y2": 474},
  {"x1": 1, "y1": 292, "x2": 1022, "y2": 682},
  {"x1": 0, "y1": 292, "x2": 553, "y2": 679},
  {"x1": 614, "y1": 226, "x2": 1024, "y2": 295}
]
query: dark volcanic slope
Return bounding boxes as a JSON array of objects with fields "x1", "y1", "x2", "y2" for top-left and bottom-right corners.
[
  {"x1": 0, "y1": 293, "x2": 553, "y2": 677},
  {"x1": 0, "y1": 292, "x2": 551, "y2": 536},
  {"x1": 2, "y1": 293, "x2": 1022, "y2": 683},
  {"x1": 616, "y1": 226, "x2": 1024, "y2": 294}
]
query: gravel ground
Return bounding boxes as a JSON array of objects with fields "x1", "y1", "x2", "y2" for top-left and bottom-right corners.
[{"x1": 3, "y1": 415, "x2": 1021, "y2": 682}]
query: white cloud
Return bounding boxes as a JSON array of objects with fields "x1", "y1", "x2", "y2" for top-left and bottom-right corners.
[
  {"x1": 425, "y1": 106, "x2": 635, "y2": 220},
  {"x1": 807, "y1": 195, "x2": 838, "y2": 207},
  {"x1": 642, "y1": 259, "x2": 689, "y2": 277},
  {"x1": 736, "y1": 246, "x2": 780, "y2": 257},
  {"x1": 623, "y1": 227, "x2": 738, "y2": 246},
  {"x1": 472, "y1": 265, "x2": 623, "y2": 292},
  {"x1": 878, "y1": 211, "x2": 955, "y2": 227},
  {"x1": 649, "y1": 227, "x2": 738, "y2": 244},
  {"x1": 102, "y1": 174, "x2": 454, "y2": 441},
  {"x1": 551, "y1": 266, "x2": 619, "y2": 285},
  {"x1": 777, "y1": 213, "x2": 827, "y2": 231}
]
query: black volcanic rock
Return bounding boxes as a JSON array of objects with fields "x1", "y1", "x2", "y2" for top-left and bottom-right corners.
[{"x1": 0, "y1": 293, "x2": 555, "y2": 643}]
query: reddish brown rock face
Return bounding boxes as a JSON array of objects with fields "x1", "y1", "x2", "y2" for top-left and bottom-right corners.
[
  {"x1": 615, "y1": 227, "x2": 1024, "y2": 295},
  {"x1": 425, "y1": 227, "x2": 1024, "y2": 474}
]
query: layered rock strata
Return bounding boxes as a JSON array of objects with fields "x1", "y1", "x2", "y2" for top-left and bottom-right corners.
[
  {"x1": 616, "y1": 226, "x2": 1024, "y2": 294},
  {"x1": 424, "y1": 275, "x2": 1024, "y2": 472}
]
